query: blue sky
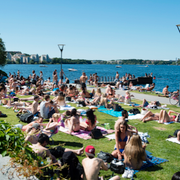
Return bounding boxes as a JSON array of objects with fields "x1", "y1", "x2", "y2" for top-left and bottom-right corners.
[{"x1": 1, "y1": 0, "x2": 180, "y2": 60}]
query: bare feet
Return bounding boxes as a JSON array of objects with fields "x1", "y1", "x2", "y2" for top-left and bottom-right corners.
[{"x1": 77, "y1": 147, "x2": 84, "y2": 155}]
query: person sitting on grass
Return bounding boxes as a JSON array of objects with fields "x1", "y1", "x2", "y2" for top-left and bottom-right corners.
[
  {"x1": 82, "y1": 145, "x2": 120, "y2": 180},
  {"x1": 112, "y1": 120, "x2": 131, "y2": 160},
  {"x1": 116, "y1": 110, "x2": 138, "y2": 134},
  {"x1": 124, "y1": 134, "x2": 146, "y2": 170},
  {"x1": 65, "y1": 108, "x2": 80, "y2": 134},
  {"x1": 43, "y1": 113, "x2": 61, "y2": 136},
  {"x1": 99, "y1": 93, "x2": 115, "y2": 109},
  {"x1": 53, "y1": 92, "x2": 66, "y2": 107},
  {"x1": 158, "y1": 85, "x2": 170, "y2": 97},
  {"x1": 138, "y1": 83, "x2": 155, "y2": 92},
  {"x1": 80, "y1": 109, "x2": 97, "y2": 131}
]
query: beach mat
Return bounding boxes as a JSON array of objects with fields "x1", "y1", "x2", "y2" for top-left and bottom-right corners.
[
  {"x1": 166, "y1": 137, "x2": 180, "y2": 144},
  {"x1": 128, "y1": 151, "x2": 168, "y2": 175},
  {"x1": 59, "y1": 126, "x2": 114, "y2": 140},
  {"x1": 98, "y1": 108, "x2": 133, "y2": 118}
]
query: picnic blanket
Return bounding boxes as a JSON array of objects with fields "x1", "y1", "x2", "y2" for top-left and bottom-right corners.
[
  {"x1": 131, "y1": 151, "x2": 168, "y2": 175},
  {"x1": 166, "y1": 137, "x2": 180, "y2": 144},
  {"x1": 59, "y1": 126, "x2": 114, "y2": 140},
  {"x1": 59, "y1": 104, "x2": 74, "y2": 111},
  {"x1": 98, "y1": 107, "x2": 133, "y2": 118},
  {"x1": 106, "y1": 132, "x2": 150, "y2": 143}
]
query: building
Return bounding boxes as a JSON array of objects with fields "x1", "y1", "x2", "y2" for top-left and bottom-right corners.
[
  {"x1": 30, "y1": 54, "x2": 39, "y2": 63},
  {"x1": 40, "y1": 54, "x2": 50, "y2": 63}
]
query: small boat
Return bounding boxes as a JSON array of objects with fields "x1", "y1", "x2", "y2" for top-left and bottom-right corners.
[
  {"x1": 145, "y1": 65, "x2": 148, "y2": 67},
  {"x1": 116, "y1": 66, "x2": 122, "y2": 68},
  {"x1": 68, "y1": 68, "x2": 77, "y2": 71},
  {"x1": 39, "y1": 65, "x2": 47, "y2": 67}
]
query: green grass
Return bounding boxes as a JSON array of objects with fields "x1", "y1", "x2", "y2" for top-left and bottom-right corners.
[{"x1": 1, "y1": 97, "x2": 180, "y2": 179}]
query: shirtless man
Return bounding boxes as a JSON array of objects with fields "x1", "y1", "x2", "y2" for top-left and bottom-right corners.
[
  {"x1": 80, "y1": 72, "x2": 88, "y2": 89},
  {"x1": 82, "y1": 145, "x2": 120, "y2": 180},
  {"x1": 158, "y1": 85, "x2": 170, "y2": 97},
  {"x1": 30, "y1": 133, "x2": 84, "y2": 162},
  {"x1": 31, "y1": 95, "x2": 40, "y2": 116},
  {"x1": 114, "y1": 72, "x2": 119, "y2": 83}
]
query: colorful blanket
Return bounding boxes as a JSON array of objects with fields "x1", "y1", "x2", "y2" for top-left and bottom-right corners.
[{"x1": 59, "y1": 126, "x2": 114, "y2": 140}]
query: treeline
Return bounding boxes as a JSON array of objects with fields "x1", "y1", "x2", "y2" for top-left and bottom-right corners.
[{"x1": 51, "y1": 58, "x2": 92, "y2": 64}]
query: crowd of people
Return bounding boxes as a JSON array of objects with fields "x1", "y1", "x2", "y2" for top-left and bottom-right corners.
[{"x1": 0, "y1": 69, "x2": 180, "y2": 180}]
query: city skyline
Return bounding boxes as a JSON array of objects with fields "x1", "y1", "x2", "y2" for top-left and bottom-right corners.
[{"x1": 1, "y1": 0, "x2": 180, "y2": 60}]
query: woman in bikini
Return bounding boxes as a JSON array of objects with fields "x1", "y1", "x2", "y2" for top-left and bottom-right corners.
[
  {"x1": 112, "y1": 120, "x2": 131, "y2": 160},
  {"x1": 53, "y1": 93, "x2": 66, "y2": 107},
  {"x1": 80, "y1": 109, "x2": 97, "y2": 131},
  {"x1": 65, "y1": 108, "x2": 80, "y2": 134},
  {"x1": 43, "y1": 113, "x2": 61, "y2": 136}
]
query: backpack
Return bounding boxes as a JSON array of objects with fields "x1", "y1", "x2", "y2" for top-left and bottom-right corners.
[
  {"x1": 89, "y1": 127, "x2": 103, "y2": 139},
  {"x1": 113, "y1": 104, "x2": 123, "y2": 111},
  {"x1": 129, "y1": 108, "x2": 140, "y2": 115},
  {"x1": 17, "y1": 113, "x2": 34, "y2": 123},
  {"x1": 97, "y1": 151, "x2": 114, "y2": 163},
  {"x1": 110, "y1": 159, "x2": 125, "y2": 174}
]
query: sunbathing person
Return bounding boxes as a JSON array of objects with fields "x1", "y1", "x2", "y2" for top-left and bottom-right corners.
[
  {"x1": 112, "y1": 120, "x2": 131, "y2": 160},
  {"x1": 140, "y1": 110, "x2": 179, "y2": 123},
  {"x1": 65, "y1": 108, "x2": 80, "y2": 134},
  {"x1": 53, "y1": 92, "x2": 66, "y2": 107},
  {"x1": 43, "y1": 113, "x2": 61, "y2": 136},
  {"x1": 30, "y1": 134, "x2": 84, "y2": 166},
  {"x1": 133, "y1": 99, "x2": 161, "y2": 108},
  {"x1": 82, "y1": 145, "x2": 120, "y2": 180},
  {"x1": 159, "y1": 110, "x2": 180, "y2": 124},
  {"x1": 124, "y1": 135, "x2": 146, "y2": 170},
  {"x1": 14, "y1": 117, "x2": 44, "y2": 132},
  {"x1": 139, "y1": 83, "x2": 155, "y2": 92},
  {"x1": 79, "y1": 86, "x2": 94, "y2": 99},
  {"x1": 80, "y1": 109, "x2": 97, "y2": 131},
  {"x1": 158, "y1": 85, "x2": 170, "y2": 97}
]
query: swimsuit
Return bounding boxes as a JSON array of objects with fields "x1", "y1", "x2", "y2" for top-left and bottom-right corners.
[{"x1": 119, "y1": 135, "x2": 128, "y2": 142}]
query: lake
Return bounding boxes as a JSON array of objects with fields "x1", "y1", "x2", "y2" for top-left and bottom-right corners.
[{"x1": 1, "y1": 64, "x2": 180, "y2": 92}]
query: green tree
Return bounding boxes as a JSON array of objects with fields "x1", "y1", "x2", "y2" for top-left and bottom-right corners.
[
  {"x1": 16, "y1": 58, "x2": 20, "y2": 64},
  {"x1": 0, "y1": 37, "x2": 6, "y2": 66},
  {"x1": 29, "y1": 59, "x2": 35, "y2": 64}
]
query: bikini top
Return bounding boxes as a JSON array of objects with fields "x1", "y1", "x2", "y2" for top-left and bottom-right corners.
[{"x1": 119, "y1": 135, "x2": 128, "y2": 142}]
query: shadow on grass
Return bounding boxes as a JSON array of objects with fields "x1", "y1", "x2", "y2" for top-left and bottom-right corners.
[
  {"x1": 142, "y1": 165, "x2": 163, "y2": 172},
  {"x1": 52, "y1": 140, "x2": 83, "y2": 147}
]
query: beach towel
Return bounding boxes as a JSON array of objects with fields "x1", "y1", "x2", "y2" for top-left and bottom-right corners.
[
  {"x1": 59, "y1": 104, "x2": 74, "y2": 111},
  {"x1": 106, "y1": 132, "x2": 150, "y2": 143},
  {"x1": 128, "y1": 151, "x2": 168, "y2": 175},
  {"x1": 59, "y1": 126, "x2": 114, "y2": 140},
  {"x1": 98, "y1": 108, "x2": 133, "y2": 118},
  {"x1": 166, "y1": 137, "x2": 180, "y2": 144}
]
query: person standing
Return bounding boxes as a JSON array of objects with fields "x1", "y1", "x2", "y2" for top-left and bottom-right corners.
[
  {"x1": 59, "y1": 69, "x2": 66, "y2": 84},
  {"x1": 80, "y1": 72, "x2": 88, "y2": 89}
]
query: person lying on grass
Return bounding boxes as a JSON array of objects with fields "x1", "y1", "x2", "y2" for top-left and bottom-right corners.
[
  {"x1": 133, "y1": 98, "x2": 161, "y2": 108},
  {"x1": 140, "y1": 110, "x2": 180, "y2": 123}
]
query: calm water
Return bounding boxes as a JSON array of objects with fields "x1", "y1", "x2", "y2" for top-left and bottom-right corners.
[{"x1": 1, "y1": 64, "x2": 180, "y2": 92}]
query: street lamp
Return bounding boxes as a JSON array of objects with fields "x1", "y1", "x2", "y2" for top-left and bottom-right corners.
[
  {"x1": 58, "y1": 44, "x2": 65, "y2": 84},
  {"x1": 176, "y1": 24, "x2": 180, "y2": 33},
  {"x1": 176, "y1": 25, "x2": 180, "y2": 106}
]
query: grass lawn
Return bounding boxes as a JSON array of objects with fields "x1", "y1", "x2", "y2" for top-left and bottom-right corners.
[{"x1": 0, "y1": 96, "x2": 180, "y2": 180}]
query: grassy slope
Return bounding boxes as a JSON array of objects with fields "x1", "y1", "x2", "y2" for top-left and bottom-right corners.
[{"x1": 0, "y1": 96, "x2": 180, "y2": 180}]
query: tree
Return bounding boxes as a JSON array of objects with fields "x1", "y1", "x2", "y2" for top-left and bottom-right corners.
[
  {"x1": 16, "y1": 58, "x2": 20, "y2": 64},
  {"x1": 0, "y1": 37, "x2": 6, "y2": 66}
]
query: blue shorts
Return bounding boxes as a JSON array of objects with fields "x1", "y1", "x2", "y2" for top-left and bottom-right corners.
[
  {"x1": 34, "y1": 111, "x2": 40, "y2": 117},
  {"x1": 143, "y1": 101, "x2": 149, "y2": 107},
  {"x1": 114, "y1": 148, "x2": 124, "y2": 153}
]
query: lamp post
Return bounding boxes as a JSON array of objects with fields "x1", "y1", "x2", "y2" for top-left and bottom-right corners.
[
  {"x1": 58, "y1": 44, "x2": 65, "y2": 84},
  {"x1": 176, "y1": 24, "x2": 180, "y2": 33},
  {"x1": 176, "y1": 25, "x2": 180, "y2": 106}
]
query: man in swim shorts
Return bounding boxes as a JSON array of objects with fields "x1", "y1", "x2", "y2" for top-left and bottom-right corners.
[{"x1": 80, "y1": 72, "x2": 88, "y2": 89}]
